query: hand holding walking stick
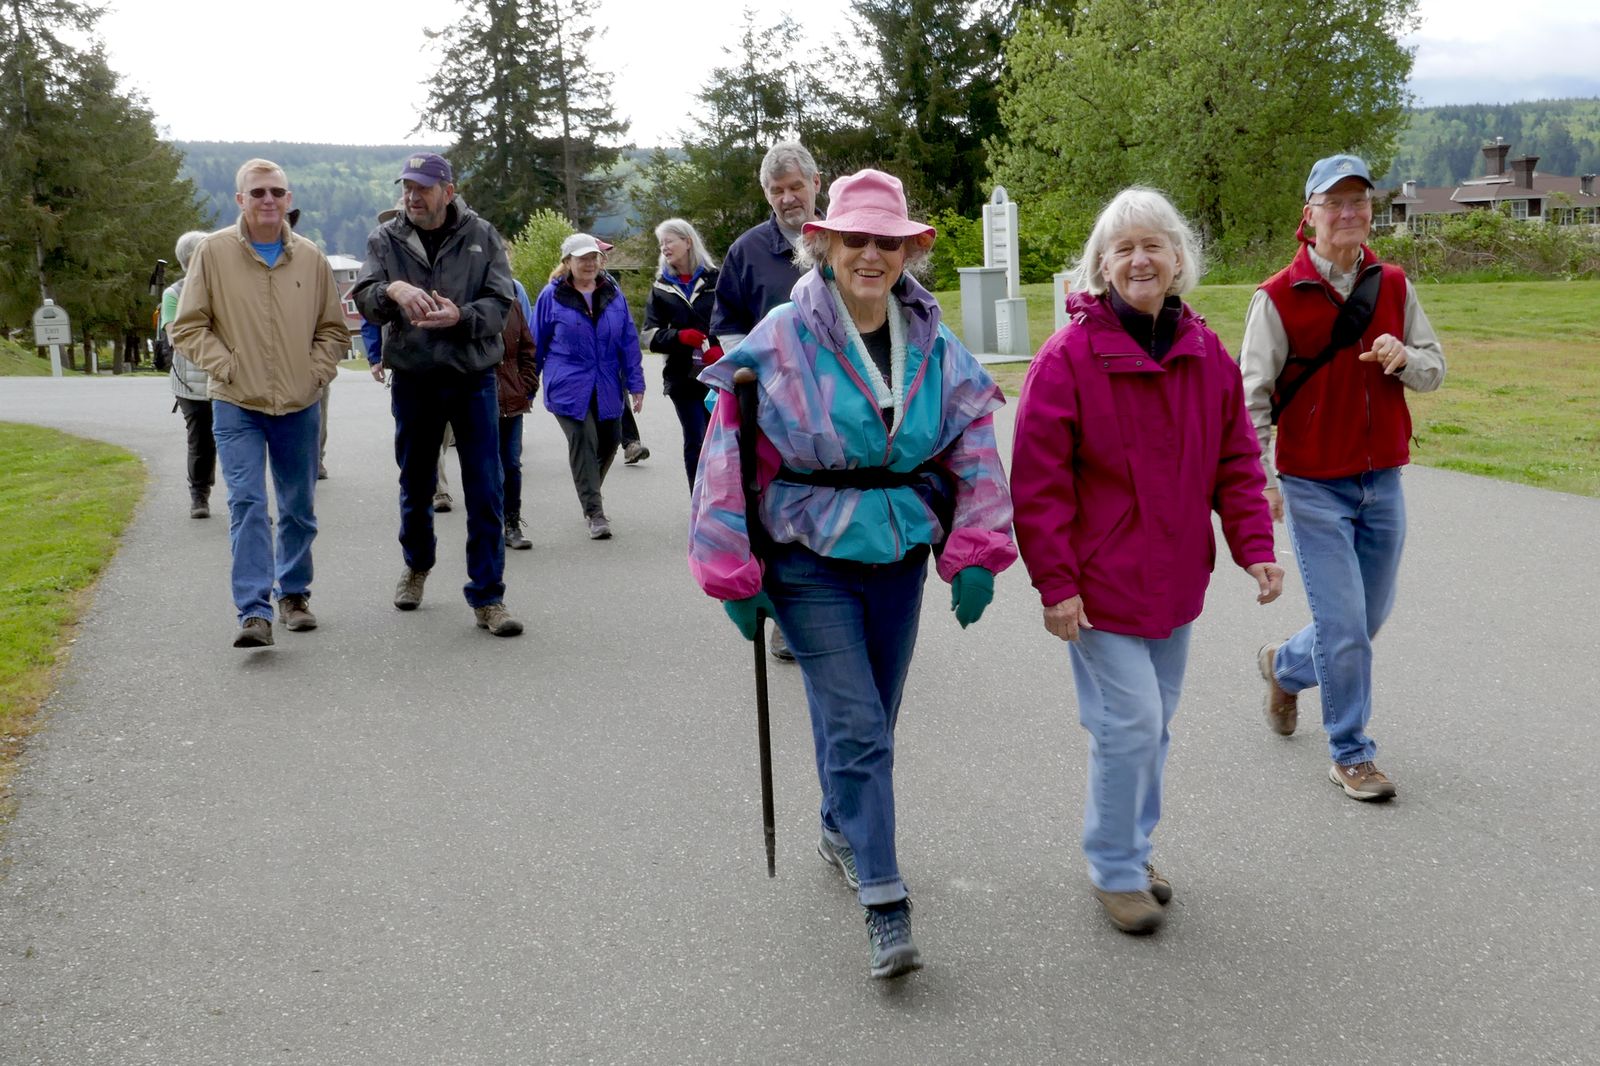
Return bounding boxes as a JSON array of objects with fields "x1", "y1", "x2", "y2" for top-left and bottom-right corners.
[{"x1": 732, "y1": 367, "x2": 777, "y2": 878}]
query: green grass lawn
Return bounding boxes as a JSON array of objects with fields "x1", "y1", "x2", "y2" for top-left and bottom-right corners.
[
  {"x1": 0, "y1": 424, "x2": 145, "y2": 822},
  {"x1": 956, "y1": 279, "x2": 1600, "y2": 498},
  {"x1": 0, "y1": 338, "x2": 56, "y2": 376}
]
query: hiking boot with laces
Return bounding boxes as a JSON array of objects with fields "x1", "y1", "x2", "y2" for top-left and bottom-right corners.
[
  {"x1": 393, "y1": 567, "x2": 428, "y2": 611},
  {"x1": 587, "y1": 513, "x2": 612, "y2": 540},
  {"x1": 1093, "y1": 887, "x2": 1165, "y2": 934},
  {"x1": 1329, "y1": 760, "x2": 1397, "y2": 801},
  {"x1": 505, "y1": 516, "x2": 532, "y2": 551},
  {"x1": 276, "y1": 593, "x2": 317, "y2": 631},
  {"x1": 232, "y1": 616, "x2": 273, "y2": 648},
  {"x1": 474, "y1": 602, "x2": 524, "y2": 637},
  {"x1": 864, "y1": 900, "x2": 922, "y2": 979},
  {"x1": 1258, "y1": 641, "x2": 1297, "y2": 736},
  {"x1": 623, "y1": 441, "x2": 649, "y2": 465},
  {"x1": 818, "y1": 834, "x2": 860, "y2": 891},
  {"x1": 1147, "y1": 863, "x2": 1172, "y2": 906}
]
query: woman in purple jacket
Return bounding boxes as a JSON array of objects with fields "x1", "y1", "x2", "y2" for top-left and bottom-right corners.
[
  {"x1": 1010, "y1": 188, "x2": 1284, "y2": 935},
  {"x1": 533, "y1": 234, "x2": 646, "y2": 540}
]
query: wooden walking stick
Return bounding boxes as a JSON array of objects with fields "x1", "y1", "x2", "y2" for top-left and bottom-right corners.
[{"x1": 732, "y1": 367, "x2": 777, "y2": 877}]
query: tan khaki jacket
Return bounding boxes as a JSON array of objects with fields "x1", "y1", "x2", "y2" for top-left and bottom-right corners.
[{"x1": 171, "y1": 216, "x2": 350, "y2": 415}]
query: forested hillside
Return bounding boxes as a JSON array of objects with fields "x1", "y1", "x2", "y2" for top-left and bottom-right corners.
[
  {"x1": 1381, "y1": 98, "x2": 1600, "y2": 185},
  {"x1": 175, "y1": 142, "x2": 655, "y2": 257}
]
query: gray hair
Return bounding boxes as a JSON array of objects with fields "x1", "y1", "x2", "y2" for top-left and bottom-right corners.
[
  {"x1": 174, "y1": 230, "x2": 209, "y2": 270},
  {"x1": 758, "y1": 141, "x2": 818, "y2": 188},
  {"x1": 654, "y1": 218, "x2": 717, "y2": 276},
  {"x1": 795, "y1": 229, "x2": 935, "y2": 281},
  {"x1": 1069, "y1": 187, "x2": 1204, "y2": 297}
]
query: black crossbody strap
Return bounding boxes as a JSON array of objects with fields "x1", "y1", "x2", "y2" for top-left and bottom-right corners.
[{"x1": 1270, "y1": 268, "x2": 1384, "y2": 425}]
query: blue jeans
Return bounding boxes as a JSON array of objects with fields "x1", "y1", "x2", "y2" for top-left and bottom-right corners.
[
  {"x1": 1069, "y1": 624, "x2": 1192, "y2": 892},
  {"x1": 499, "y1": 414, "x2": 524, "y2": 519},
  {"x1": 764, "y1": 542, "x2": 928, "y2": 907},
  {"x1": 1274, "y1": 468, "x2": 1407, "y2": 766},
  {"x1": 390, "y1": 367, "x2": 505, "y2": 607},
  {"x1": 210, "y1": 400, "x2": 320, "y2": 623}
]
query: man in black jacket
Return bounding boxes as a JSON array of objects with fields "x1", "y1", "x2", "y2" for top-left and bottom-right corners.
[{"x1": 352, "y1": 153, "x2": 522, "y2": 637}]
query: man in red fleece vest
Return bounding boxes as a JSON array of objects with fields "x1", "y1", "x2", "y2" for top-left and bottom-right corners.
[{"x1": 1239, "y1": 154, "x2": 1446, "y2": 802}]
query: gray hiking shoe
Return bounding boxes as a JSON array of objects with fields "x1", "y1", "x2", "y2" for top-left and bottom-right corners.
[
  {"x1": 864, "y1": 901, "x2": 922, "y2": 979},
  {"x1": 818, "y1": 834, "x2": 860, "y2": 891}
]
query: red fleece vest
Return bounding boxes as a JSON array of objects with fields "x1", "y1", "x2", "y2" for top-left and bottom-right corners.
[{"x1": 1261, "y1": 246, "x2": 1413, "y2": 479}]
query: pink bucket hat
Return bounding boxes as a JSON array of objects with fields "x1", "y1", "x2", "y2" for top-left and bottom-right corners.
[{"x1": 803, "y1": 169, "x2": 936, "y2": 241}]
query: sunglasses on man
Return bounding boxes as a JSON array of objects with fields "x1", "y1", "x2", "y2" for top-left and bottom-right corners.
[
  {"x1": 840, "y1": 232, "x2": 905, "y2": 252},
  {"x1": 247, "y1": 187, "x2": 289, "y2": 200}
]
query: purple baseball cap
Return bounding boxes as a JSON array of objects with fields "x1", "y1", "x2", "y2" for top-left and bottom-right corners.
[{"x1": 397, "y1": 152, "x2": 453, "y2": 187}]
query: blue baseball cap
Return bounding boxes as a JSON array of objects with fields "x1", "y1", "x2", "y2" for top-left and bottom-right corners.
[
  {"x1": 397, "y1": 152, "x2": 453, "y2": 187},
  {"x1": 1305, "y1": 154, "x2": 1373, "y2": 200}
]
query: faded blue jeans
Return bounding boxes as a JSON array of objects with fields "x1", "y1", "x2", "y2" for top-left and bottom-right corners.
[
  {"x1": 1274, "y1": 468, "x2": 1407, "y2": 766},
  {"x1": 1068, "y1": 624, "x2": 1192, "y2": 893},
  {"x1": 211, "y1": 399, "x2": 321, "y2": 623},
  {"x1": 764, "y1": 541, "x2": 929, "y2": 907}
]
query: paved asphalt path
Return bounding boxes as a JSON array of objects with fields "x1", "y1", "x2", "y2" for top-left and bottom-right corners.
[{"x1": 0, "y1": 365, "x2": 1596, "y2": 1065}]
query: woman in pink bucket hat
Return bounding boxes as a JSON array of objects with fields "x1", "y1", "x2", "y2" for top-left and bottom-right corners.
[{"x1": 688, "y1": 168, "x2": 1017, "y2": 979}]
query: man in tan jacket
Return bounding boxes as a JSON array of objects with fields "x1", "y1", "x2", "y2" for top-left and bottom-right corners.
[{"x1": 172, "y1": 158, "x2": 350, "y2": 648}]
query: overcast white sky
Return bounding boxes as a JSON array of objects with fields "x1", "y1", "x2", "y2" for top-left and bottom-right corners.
[{"x1": 98, "y1": 0, "x2": 1599, "y2": 147}]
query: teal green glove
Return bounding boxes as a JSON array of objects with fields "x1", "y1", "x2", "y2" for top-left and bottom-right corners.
[
  {"x1": 723, "y1": 592, "x2": 777, "y2": 641},
  {"x1": 950, "y1": 567, "x2": 994, "y2": 629}
]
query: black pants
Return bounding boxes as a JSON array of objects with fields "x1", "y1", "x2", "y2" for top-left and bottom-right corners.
[
  {"x1": 554, "y1": 398, "x2": 620, "y2": 518},
  {"x1": 175, "y1": 397, "x2": 216, "y2": 500}
]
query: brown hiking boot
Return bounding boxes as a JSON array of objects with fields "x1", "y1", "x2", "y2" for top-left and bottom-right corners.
[
  {"x1": 276, "y1": 593, "x2": 317, "y2": 631},
  {"x1": 1093, "y1": 887, "x2": 1165, "y2": 935},
  {"x1": 1146, "y1": 863, "x2": 1172, "y2": 906},
  {"x1": 474, "y1": 602, "x2": 524, "y2": 637},
  {"x1": 1329, "y1": 761, "x2": 1397, "y2": 802},
  {"x1": 232, "y1": 616, "x2": 273, "y2": 648},
  {"x1": 1258, "y1": 642, "x2": 1298, "y2": 736},
  {"x1": 393, "y1": 568, "x2": 428, "y2": 611}
]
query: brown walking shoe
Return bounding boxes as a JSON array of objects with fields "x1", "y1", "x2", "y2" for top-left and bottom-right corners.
[
  {"x1": 1258, "y1": 641, "x2": 1298, "y2": 736},
  {"x1": 474, "y1": 602, "x2": 524, "y2": 637},
  {"x1": 232, "y1": 616, "x2": 273, "y2": 648},
  {"x1": 1146, "y1": 863, "x2": 1172, "y2": 906},
  {"x1": 1329, "y1": 761, "x2": 1397, "y2": 802},
  {"x1": 393, "y1": 568, "x2": 428, "y2": 611},
  {"x1": 1093, "y1": 887, "x2": 1166, "y2": 935},
  {"x1": 276, "y1": 593, "x2": 317, "y2": 631}
]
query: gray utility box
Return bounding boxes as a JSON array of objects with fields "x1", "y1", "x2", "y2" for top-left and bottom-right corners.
[
  {"x1": 995, "y1": 297, "x2": 1031, "y2": 358},
  {"x1": 957, "y1": 266, "x2": 1007, "y2": 354}
]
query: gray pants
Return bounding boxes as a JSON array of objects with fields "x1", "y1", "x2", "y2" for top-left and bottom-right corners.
[{"x1": 554, "y1": 402, "x2": 620, "y2": 518}]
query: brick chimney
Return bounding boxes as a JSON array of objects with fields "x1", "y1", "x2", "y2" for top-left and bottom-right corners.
[
  {"x1": 1483, "y1": 138, "x2": 1510, "y2": 176},
  {"x1": 1402, "y1": 179, "x2": 1418, "y2": 198},
  {"x1": 1583, "y1": 174, "x2": 1596, "y2": 197},
  {"x1": 1509, "y1": 156, "x2": 1539, "y2": 189}
]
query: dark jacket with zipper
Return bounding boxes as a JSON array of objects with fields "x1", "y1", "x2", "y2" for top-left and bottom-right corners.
[
  {"x1": 496, "y1": 296, "x2": 539, "y2": 416},
  {"x1": 351, "y1": 198, "x2": 514, "y2": 375},
  {"x1": 641, "y1": 267, "x2": 719, "y2": 396}
]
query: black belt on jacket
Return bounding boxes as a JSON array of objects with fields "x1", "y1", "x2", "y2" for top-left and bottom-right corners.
[{"x1": 775, "y1": 462, "x2": 957, "y2": 554}]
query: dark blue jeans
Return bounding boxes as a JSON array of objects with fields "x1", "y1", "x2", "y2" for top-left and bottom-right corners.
[
  {"x1": 668, "y1": 381, "x2": 710, "y2": 489},
  {"x1": 499, "y1": 414, "x2": 524, "y2": 519},
  {"x1": 390, "y1": 367, "x2": 505, "y2": 607},
  {"x1": 764, "y1": 541, "x2": 929, "y2": 906}
]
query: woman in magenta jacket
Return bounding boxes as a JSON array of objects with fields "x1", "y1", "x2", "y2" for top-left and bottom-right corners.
[{"x1": 1010, "y1": 187, "x2": 1283, "y2": 936}]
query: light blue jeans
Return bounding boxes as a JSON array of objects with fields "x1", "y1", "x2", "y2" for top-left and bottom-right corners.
[
  {"x1": 211, "y1": 400, "x2": 320, "y2": 622},
  {"x1": 764, "y1": 541, "x2": 928, "y2": 907},
  {"x1": 1275, "y1": 468, "x2": 1407, "y2": 766},
  {"x1": 1068, "y1": 624, "x2": 1192, "y2": 893}
]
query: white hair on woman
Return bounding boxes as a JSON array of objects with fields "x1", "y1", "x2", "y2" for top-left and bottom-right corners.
[
  {"x1": 653, "y1": 218, "x2": 717, "y2": 276},
  {"x1": 1069, "y1": 186, "x2": 1205, "y2": 297},
  {"x1": 174, "y1": 230, "x2": 210, "y2": 271}
]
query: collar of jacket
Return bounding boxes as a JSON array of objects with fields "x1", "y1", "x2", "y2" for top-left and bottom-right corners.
[
  {"x1": 231, "y1": 215, "x2": 295, "y2": 260},
  {"x1": 761, "y1": 212, "x2": 820, "y2": 255},
  {"x1": 1286, "y1": 240, "x2": 1382, "y2": 295},
  {"x1": 1070, "y1": 290, "x2": 1208, "y2": 363},
  {"x1": 390, "y1": 199, "x2": 471, "y2": 262},
  {"x1": 554, "y1": 273, "x2": 619, "y2": 316},
  {"x1": 790, "y1": 268, "x2": 942, "y2": 356},
  {"x1": 653, "y1": 268, "x2": 712, "y2": 303}
]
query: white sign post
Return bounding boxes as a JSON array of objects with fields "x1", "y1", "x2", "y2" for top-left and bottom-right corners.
[
  {"x1": 983, "y1": 187, "x2": 1031, "y2": 358},
  {"x1": 32, "y1": 299, "x2": 71, "y2": 378}
]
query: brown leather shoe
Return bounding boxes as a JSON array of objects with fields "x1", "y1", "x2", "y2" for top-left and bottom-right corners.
[
  {"x1": 394, "y1": 568, "x2": 428, "y2": 611},
  {"x1": 1330, "y1": 761, "x2": 1397, "y2": 801},
  {"x1": 1093, "y1": 887, "x2": 1165, "y2": 934},
  {"x1": 276, "y1": 593, "x2": 317, "y2": 631},
  {"x1": 1258, "y1": 642, "x2": 1298, "y2": 736},
  {"x1": 474, "y1": 602, "x2": 524, "y2": 637},
  {"x1": 232, "y1": 616, "x2": 273, "y2": 648},
  {"x1": 1146, "y1": 863, "x2": 1172, "y2": 906}
]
